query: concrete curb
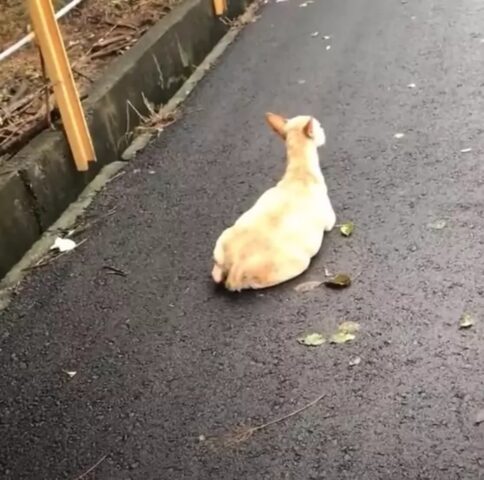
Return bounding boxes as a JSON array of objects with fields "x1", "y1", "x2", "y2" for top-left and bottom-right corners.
[{"x1": 0, "y1": 0, "x2": 250, "y2": 280}]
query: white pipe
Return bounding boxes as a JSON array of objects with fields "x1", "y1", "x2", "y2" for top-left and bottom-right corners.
[{"x1": 0, "y1": 0, "x2": 86, "y2": 63}]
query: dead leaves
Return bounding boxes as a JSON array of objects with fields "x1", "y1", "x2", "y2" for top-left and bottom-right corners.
[
  {"x1": 330, "y1": 321, "x2": 360, "y2": 344},
  {"x1": 295, "y1": 219, "x2": 359, "y2": 351},
  {"x1": 330, "y1": 331, "x2": 355, "y2": 344},
  {"x1": 324, "y1": 273, "x2": 351, "y2": 289},
  {"x1": 297, "y1": 333, "x2": 326, "y2": 346},
  {"x1": 459, "y1": 313, "x2": 475, "y2": 329},
  {"x1": 298, "y1": 322, "x2": 360, "y2": 348},
  {"x1": 339, "y1": 222, "x2": 354, "y2": 237}
]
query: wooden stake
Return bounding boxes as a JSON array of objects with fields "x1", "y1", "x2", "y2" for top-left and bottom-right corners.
[{"x1": 27, "y1": 0, "x2": 95, "y2": 172}]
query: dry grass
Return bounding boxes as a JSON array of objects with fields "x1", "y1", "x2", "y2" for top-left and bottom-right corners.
[{"x1": 0, "y1": 0, "x2": 182, "y2": 162}]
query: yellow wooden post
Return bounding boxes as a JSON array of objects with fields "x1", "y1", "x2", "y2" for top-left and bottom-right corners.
[
  {"x1": 213, "y1": 0, "x2": 227, "y2": 16},
  {"x1": 27, "y1": 0, "x2": 95, "y2": 172}
]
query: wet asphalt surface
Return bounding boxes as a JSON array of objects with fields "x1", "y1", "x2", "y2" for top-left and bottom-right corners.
[{"x1": 2, "y1": 0, "x2": 484, "y2": 478}]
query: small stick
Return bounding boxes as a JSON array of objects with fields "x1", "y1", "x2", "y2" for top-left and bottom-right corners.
[
  {"x1": 102, "y1": 265, "x2": 128, "y2": 277},
  {"x1": 68, "y1": 208, "x2": 117, "y2": 236},
  {"x1": 73, "y1": 22, "x2": 121, "y2": 66},
  {"x1": 72, "y1": 66, "x2": 94, "y2": 83},
  {"x1": 6, "y1": 82, "x2": 29, "y2": 107},
  {"x1": 223, "y1": 392, "x2": 328, "y2": 444},
  {"x1": 71, "y1": 454, "x2": 108, "y2": 480},
  {"x1": 103, "y1": 19, "x2": 138, "y2": 31},
  {"x1": 92, "y1": 34, "x2": 130, "y2": 50},
  {"x1": 106, "y1": 170, "x2": 126, "y2": 184},
  {"x1": 3, "y1": 86, "x2": 46, "y2": 118},
  {"x1": 90, "y1": 39, "x2": 134, "y2": 60}
]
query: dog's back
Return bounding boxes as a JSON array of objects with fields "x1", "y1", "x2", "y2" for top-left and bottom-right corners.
[{"x1": 212, "y1": 113, "x2": 336, "y2": 291}]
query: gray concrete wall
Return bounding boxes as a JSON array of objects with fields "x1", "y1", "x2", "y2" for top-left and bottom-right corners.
[{"x1": 0, "y1": 0, "x2": 250, "y2": 279}]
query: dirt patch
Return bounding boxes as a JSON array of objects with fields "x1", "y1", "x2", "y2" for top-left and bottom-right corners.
[{"x1": 0, "y1": 0, "x2": 182, "y2": 163}]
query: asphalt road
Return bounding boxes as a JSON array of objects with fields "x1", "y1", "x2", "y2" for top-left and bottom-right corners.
[{"x1": 2, "y1": 0, "x2": 484, "y2": 478}]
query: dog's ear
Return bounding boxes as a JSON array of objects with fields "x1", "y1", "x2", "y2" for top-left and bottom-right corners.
[
  {"x1": 265, "y1": 112, "x2": 287, "y2": 139},
  {"x1": 303, "y1": 118, "x2": 314, "y2": 139}
]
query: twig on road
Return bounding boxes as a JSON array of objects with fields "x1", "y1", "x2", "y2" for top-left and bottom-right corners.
[
  {"x1": 102, "y1": 265, "x2": 128, "y2": 277},
  {"x1": 221, "y1": 392, "x2": 328, "y2": 445},
  {"x1": 68, "y1": 207, "x2": 117, "y2": 237},
  {"x1": 71, "y1": 454, "x2": 108, "y2": 480}
]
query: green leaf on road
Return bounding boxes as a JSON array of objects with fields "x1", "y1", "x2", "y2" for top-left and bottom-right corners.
[
  {"x1": 340, "y1": 222, "x2": 354, "y2": 237},
  {"x1": 330, "y1": 332, "x2": 356, "y2": 344},
  {"x1": 338, "y1": 321, "x2": 360, "y2": 334},
  {"x1": 298, "y1": 333, "x2": 326, "y2": 347},
  {"x1": 459, "y1": 313, "x2": 475, "y2": 329},
  {"x1": 330, "y1": 321, "x2": 360, "y2": 344},
  {"x1": 324, "y1": 273, "x2": 352, "y2": 289}
]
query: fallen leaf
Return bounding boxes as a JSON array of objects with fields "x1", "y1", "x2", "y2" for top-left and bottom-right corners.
[
  {"x1": 325, "y1": 45, "x2": 331, "y2": 50},
  {"x1": 294, "y1": 280, "x2": 323, "y2": 292},
  {"x1": 338, "y1": 321, "x2": 360, "y2": 334},
  {"x1": 330, "y1": 332, "x2": 355, "y2": 344},
  {"x1": 428, "y1": 219, "x2": 447, "y2": 230},
  {"x1": 324, "y1": 273, "x2": 351, "y2": 289},
  {"x1": 64, "y1": 370, "x2": 77, "y2": 378},
  {"x1": 330, "y1": 321, "x2": 360, "y2": 344},
  {"x1": 475, "y1": 409, "x2": 484, "y2": 425},
  {"x1": 460, "y1": 148, "x2": 472, "y2": 153},
  {"x1": 394, "y1": 132, "x2": 405, "y2": 139},
  {"x1": 340, "y1": 222, "x2": 354, "y2": 237},
  {"x1": 311, "y1": 31, "x2": 319, "y2": 37},
  {"x1": 298, "y1": 333, "x2": 326, "y2": 346},
  {"x1": 349, "y1": 356, "x2": 361, "y2": 367},
  {"x1": 407, "y1": 83, "x2": 416, "y2": 88},
  {"x1": 459, "y1": 313, "x2": 475, "y2": 329},
  {"x1": 51, "y1": 237, "x2": 77, "y2": 252}
]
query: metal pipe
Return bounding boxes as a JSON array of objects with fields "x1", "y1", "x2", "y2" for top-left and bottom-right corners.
[{"x1": 0, "y1": 0, "x2": 86, "y2": 63}]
